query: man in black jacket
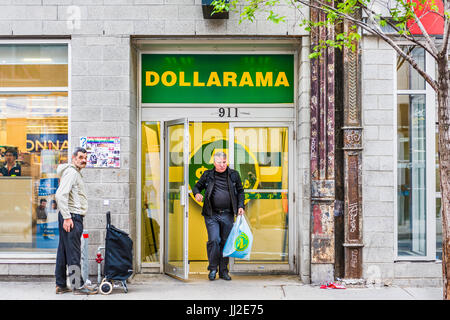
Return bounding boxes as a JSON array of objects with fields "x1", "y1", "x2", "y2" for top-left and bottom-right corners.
[{"x1": 193, "y1": 152, "x2": 245, "y2": 281}]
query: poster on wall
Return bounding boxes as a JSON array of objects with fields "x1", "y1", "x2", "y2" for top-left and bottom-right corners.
[
  {"x1": 36, "y1": 178, "x2": 60, "y2": 249},
  {"x1": 80, "y1": 137, "x2": 120, "y2": 168}
]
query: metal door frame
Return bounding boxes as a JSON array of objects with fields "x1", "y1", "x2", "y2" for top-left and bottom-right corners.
[
  {"x1": 136, "y1": 40, "x2": 301, "y2": 275},
  {"x1": 163, "y1": 118, "x2": 190, "y2": 280}
]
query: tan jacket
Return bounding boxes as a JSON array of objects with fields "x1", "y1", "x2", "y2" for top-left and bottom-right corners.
[{"x1": 55, "y1": 163, "x2": 88, "y2": 219}]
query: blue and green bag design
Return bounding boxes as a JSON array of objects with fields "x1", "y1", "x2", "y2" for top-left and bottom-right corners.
[{"x1": 223, "y1": 215, "x2": 253, "y2": 260}]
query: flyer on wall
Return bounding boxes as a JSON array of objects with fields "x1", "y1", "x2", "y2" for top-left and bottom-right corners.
[
  {"x1": 36, "y1": 156, "x2": 60, "y2": 248},
  {"x1": 80, "y1": 137, "x2": 120, "y2": 168}
]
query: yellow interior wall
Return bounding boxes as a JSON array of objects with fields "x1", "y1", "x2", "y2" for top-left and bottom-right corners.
[
  {"x1": 141, "y1": 123, "x2": 161, "y2": 263},
  {"x1": 141, "y1": 122, "x2": 290, "y2": 266},
  {"x1": 0, "y1": 65, "x2": 68, "y2": 87},
  {"x1": 5, "y1": 118, "x2": 27, "y2": 151},
  {"x1": 188, "y1": 122, "x2": 228, "y2": 261}
]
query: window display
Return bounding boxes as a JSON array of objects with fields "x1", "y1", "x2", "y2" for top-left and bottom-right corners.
[{"x1": 0, "y1": 43, "x2": 68, "y2": 252}]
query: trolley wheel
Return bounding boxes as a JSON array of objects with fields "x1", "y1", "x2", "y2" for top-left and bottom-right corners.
[
  {"x1": 99, "y1": 280, "x2": 113, "y2": 295},
  {"x1": 122, "y1": 280, "x2": 128, "y2": 293}
]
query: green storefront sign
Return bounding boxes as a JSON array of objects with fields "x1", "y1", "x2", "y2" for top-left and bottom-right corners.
[{"x1": 141, "y1": 54, "x2": 294, "y2": 104}]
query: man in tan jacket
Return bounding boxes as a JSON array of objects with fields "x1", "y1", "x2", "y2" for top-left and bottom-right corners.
[{"x1": 54, "y1": 147, "x2": 95, "y2": 295}]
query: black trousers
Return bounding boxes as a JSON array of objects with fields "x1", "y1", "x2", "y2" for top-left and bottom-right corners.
[
  {"x1": 55, "y1": 212, "x2": 84, "y2": 288},
  {"x1": 204, "y1": 210, "x2": 234, "y2": 273}
]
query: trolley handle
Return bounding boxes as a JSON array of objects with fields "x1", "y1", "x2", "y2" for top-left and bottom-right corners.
[{"x1": 106, "y1": 211, "x2": 111, "y2": 228}]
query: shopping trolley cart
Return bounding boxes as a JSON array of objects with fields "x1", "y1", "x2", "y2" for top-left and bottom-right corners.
[{"x1": 97, "y1": 211, "x2": 133, "y2": 295}]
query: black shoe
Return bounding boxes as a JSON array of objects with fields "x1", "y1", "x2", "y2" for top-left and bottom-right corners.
[
  {"x1": 55, "y1": 286, "x2": 71, "y2": 294},
  {"x1": 208, "y1": 270, "x2": 217, "y2": 281},
  {"x1": 73, "y1": 285, "x2": 98, "y2": 295},
  {"x1": 219, "y1": 271, "x2": 232, "y2": 281}
]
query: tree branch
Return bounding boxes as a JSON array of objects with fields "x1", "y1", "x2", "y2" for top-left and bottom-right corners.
[
  {"x1": 411, "y1": 7, "x2": 439, "y2": 55},
  {"x1": 295, "y1": 0, "x2": 437, "y2": 60},
  {"x1": 294, "y1": 0, "x2": 439, "y2": 91},
  {"x1": 358, "y1": 2, "x2": 439, "y2": 60},
  {"x1": 441, "y1": 0, "x2": 450, "y2": 55}
]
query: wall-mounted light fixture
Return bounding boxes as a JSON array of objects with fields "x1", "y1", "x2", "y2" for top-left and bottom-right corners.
[{"x1": 201, "y1": 0, "x2": 229, "y2": 19}]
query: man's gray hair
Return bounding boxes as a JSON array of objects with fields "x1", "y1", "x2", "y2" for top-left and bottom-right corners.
[
  {"x1": 72, "y1": 147, "x2": 87, "y2": 157},
  {"x1": 213, "y1": 151, "x2": 227, "y2": 160}
]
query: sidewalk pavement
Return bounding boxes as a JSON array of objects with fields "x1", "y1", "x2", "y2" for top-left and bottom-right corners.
[{"x1": 0, "y1": 274, "x2": 444, "y2": 300}]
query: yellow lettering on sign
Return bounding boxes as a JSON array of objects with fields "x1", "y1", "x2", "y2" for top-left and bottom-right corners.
[
  {"x1": 274, "y1": 72, "x2": 289, "y2": 87},
  {"x1": 26, "y1": 140, "x2": 69, "y2": 152},
  {"x1": 179, "y1": 72, "x2": 191, "y2": 87},
  {"x1": 193, "y1": 71, "x2": 205, "y2": 87},
  {"x1": 161, "y1": 71, "x2": 177, "y2": 86},
  {"x1": 256, "y1": 72, "x2": 273, "y2": 87},
  {"x1": 223, "y1": 72, "x2": 237, "y2": 87},
  {"x1": 36, "y1": 140, "x2": 46, "y2": 151},
  {"x1": 146, "y1": 71, "x2": 159, "y2": 86},
  {"x1": 239, "y1": 72, "x2": 254, "y2": 87},
  {"x1": 206, "y1": 72, "x2": 222, "y2": 87},
  {"x1": 145, "y1": 71, "x2": 289, "y2": 88}
]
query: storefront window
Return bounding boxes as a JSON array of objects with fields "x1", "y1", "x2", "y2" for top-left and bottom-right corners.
[
  {"x1": 397, "y1": 46, "x2": 425, "y2": 90},
  {"x1": 233, "y1": 126, "x2": 290, "y2": 263},
  {"x1": 0, "y1": 44, "x2": 68, "y2": 87},
  {"x1": 397, "y1": 94, "x2": 427, "y2": 256},
  {"x1": 0, "y1": 43, "x2": 68, "y2": 253},
  {"x1": 436, "y1": 126, "x2": 442, "y2": 260},
  {"x1": 396, "y1": 46, "x2": 441, "y2": 259},
  {"x1": 141, "y1": 122, "x2": 161, "y2": 263}
]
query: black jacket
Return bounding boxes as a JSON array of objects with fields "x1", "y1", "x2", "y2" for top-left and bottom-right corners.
[
  {"x1": 1, "y1": 163, "x2": 21, "y2": 176},
  {"x1": 193, "y1": 167, "x2": 245, "y2": 217}
]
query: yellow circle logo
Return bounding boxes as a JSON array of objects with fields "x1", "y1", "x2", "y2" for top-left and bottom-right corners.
[
  {"x1": 189, "y1": 138, "x2": 259, "y2": 206},
  {"x1": 234, "y1": 232, "x2": 249, "y2": 251}
]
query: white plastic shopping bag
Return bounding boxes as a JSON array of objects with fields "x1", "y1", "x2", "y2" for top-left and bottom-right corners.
[{"x1": 223, "y1": 215, "x2": 253, "y2": 260}]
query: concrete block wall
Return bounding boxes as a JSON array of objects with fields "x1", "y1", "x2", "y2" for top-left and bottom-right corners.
[
  {"x1": 70, "y1": 34, "x2": 134, "y2": 277},
  {"x1": 0, "y1": 2, "x2": 308, "y2": 37},
  {"x1": 361, "y1": 36, "x2": 442, "y2": 287},
  {"x1": 361, "y1": 36, "x2": 396, "y2": 285},
  {"x1": 297, "y1": 36, "x2": 311, "y2": 283}
]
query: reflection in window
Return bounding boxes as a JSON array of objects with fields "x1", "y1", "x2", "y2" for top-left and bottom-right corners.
[
  {"x1": 141, "y1": 122, "x2": 161, "y2": 263},
  {"x1": 0, "y1": 44, "x2": 68, "y2": 253},
  {"x1": 0, "y1": 44, "x2": 68, "y2": 88},
  {"x1": 436, "y1": 127, "x2": 442, "y2": 260},
  {"x1": 234, "y1": 127, "x2": 289, "y2": 262},
  {"x1": 397, "y1": 94, "x2": 426, "y2": 256},
  {"x1": 397, "y1": 46, "x2": 425, "y2": 90}
]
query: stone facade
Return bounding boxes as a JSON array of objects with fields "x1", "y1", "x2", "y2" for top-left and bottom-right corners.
[
  {"x1": 0, "y1": 2, "x2": 443, "y2": 287},
  {"x1": 0, "y1": 1, "x2": 308, "y2": 278},
  {"x1": 361, "y1": 36, "x2": 442, "y2": 286}
]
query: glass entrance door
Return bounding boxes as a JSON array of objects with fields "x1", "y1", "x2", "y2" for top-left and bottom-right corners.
[
  {"x1": 229, "y1": 124, "x2": 293, "y2": 272},
  {"x1": 164, "y1": 119, "x2": 190, "y2": 279},
  {"x1": 141, "y1": 119, "x2": 295, "y2": 276}
]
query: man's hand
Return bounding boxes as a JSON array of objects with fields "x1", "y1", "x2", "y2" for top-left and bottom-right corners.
[
  {"x1": 195, "y1": 193, "x2": 203, "y2": 203},
  {"x1": 63, "y1": 218, "x2": 73, "y2": 232},
  {"x1": 238, "y1": 208, "x2": 245, "y2": 216}
]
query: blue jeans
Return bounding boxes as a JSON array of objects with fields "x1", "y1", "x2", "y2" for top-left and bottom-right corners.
[
  {"x1": 204, "y1": 212, "x2": 234, "y2": 273},
  {"x1": 55, "y1": 212, "x2": 84, "y2": 288}
]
